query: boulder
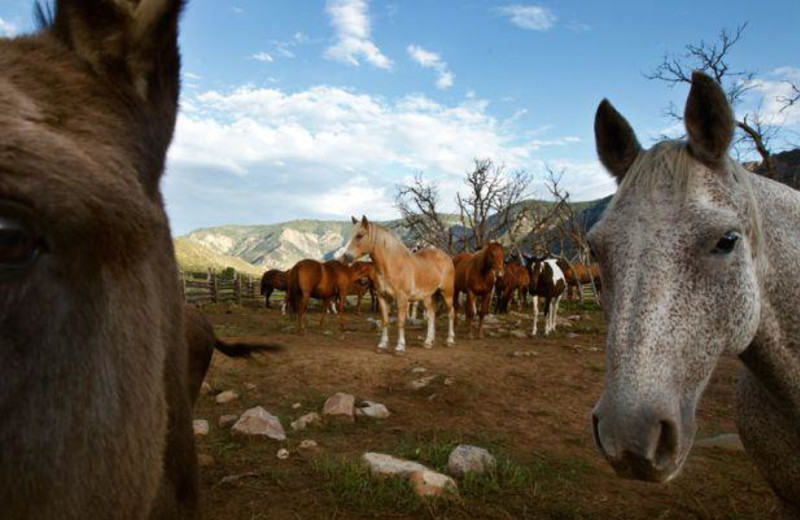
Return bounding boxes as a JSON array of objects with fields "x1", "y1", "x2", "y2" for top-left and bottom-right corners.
[
  {"x1": 409, "y1": 469, "x2": 459, "y2": 498},
  {"x1": 362, "y1": 452, "x2": 427, "y2": 477},
  {"x1": 356, "y1": 401, "x2": 390, "y2": 420},
  {"x1": 447, "y1": 445, "x2": 496, "y2": 477},
  {"x1": 231, "y1": 406, "x2": 286, "y2": 441},
  {"x1": 323, "y1": 393, "x2": 355, "y2": 422},
  {"x1": 215, "y1": 390, "x2": 239, "y2": 404}
]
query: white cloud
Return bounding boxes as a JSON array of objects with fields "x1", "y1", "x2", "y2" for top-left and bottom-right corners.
[
  {"x1": 0, "y1": 18, "x2": 18, "y2": 38},
  {"x1": 324, "y1": 0, "x2": 392, "y2": 70},
  {"x1": 746, "y1": 67, "x2": 800, "y2": 127},
  {"x1": 252, "y1": 52, "x2": 274, "y2": 62},
  {"x1": 407, "y1": 45, "x2": 454, "y2": 90},
  {"x1": 231, "y1": 6, "x2": 244, "y2": 14},
  {"x1": 497, "y1": 5, "x2": 557, "y2": 31}
]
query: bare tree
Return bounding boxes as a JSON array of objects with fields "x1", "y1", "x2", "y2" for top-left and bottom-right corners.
[
  {"x1": 778, "y1": 81, "x2": 800, "y2": 113},
  {"x1": 646, "y1": 23, "x2": 776, "y2": 174},
  {"x1": 394, "y1": 173, "x2": 453, "y2": 252}
]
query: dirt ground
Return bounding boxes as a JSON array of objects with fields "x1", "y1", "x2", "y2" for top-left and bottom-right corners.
[{"x1": 194, "y1": 298, "x2": 778, "y2": 520}]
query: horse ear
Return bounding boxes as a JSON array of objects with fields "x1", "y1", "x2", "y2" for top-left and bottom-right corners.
[
  {"x1": 361, "y1": 215, "x2": 369, "y2": 229},
  {"x1": 351, "y1": 216, "x2": 358, "y2": 225},
  {"x1": 49, "y1": 0, "x2": 183, "y2": 102},
  {"x1": 684, "y1": 71, "x2": 735, "y2": 168},
  {"x1": 594, "y1": 99, "x2": 642, "y2": 182}
]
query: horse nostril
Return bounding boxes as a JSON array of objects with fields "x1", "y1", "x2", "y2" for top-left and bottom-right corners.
[{"x1": 655, "y1": 419, "x2": 679, "y2": 469}]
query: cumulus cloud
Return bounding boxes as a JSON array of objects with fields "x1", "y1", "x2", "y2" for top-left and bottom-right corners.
[
  {"x1": 324, "y1": 0, "x2": 392, "y2": 70},
  {"x1": 0, "y1": 18, "x2": 18, "y2": 37},
  {"x1": 252, "y1": 52, "x2": 274, "y2": 62},
  {"x1": 407, "y1": 45, "x2": 454, "y2": 90},
  {"x1": 497, "y1": 5, "x2": 557, "y2": 31},
  {"x1": 747, "y1": 67, "x2": 800, "y2": 127},
  {"x1": 164, "y1": 85, "x2": 605, "y2": 233}
]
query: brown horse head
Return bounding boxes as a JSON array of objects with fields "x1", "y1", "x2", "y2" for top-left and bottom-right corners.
[
  {"x1": 484, "y1": 242, "x2": 505, "y2": 278},
  {"x1": 1, "y1": 1, "x2": 190, "y2": 518}
]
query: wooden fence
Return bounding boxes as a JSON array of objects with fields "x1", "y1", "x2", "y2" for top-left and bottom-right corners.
[{"x1": 180, "y1": 270, "x2": 262, "y2": 305}]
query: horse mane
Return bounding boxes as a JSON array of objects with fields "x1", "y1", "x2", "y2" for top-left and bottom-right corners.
[
  {"x1": 368, "y1": 222, "x2": 413, "y2": 258},
  {"x1": 607, "y1": 140, "x2": 765, "y2": 270}
]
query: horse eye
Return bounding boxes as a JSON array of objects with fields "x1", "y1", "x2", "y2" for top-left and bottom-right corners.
[
  {"x1": 713, "y1": 232, "x2": 740, "y2": 255},
  {"x1": 355, "y1": 234, "x2": 364, "y2": 240},
  {"x1": 0, "y1": 216, "x2": 42, "y2": 269}
]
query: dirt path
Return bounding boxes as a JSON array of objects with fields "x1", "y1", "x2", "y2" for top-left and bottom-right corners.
[{"x1": 193, "y1": 302, "x2": 776, "y2": 520}]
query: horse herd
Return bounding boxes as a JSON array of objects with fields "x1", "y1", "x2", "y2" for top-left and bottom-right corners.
[
  {"x1": 1, "y1": 1, "x2": 798, "y2": 518},
  {"x1": 261, "y1": 236, "x2": 601, "y2": 344}
]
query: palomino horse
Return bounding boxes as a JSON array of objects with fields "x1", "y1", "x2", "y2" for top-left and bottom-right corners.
[
  {"x1": 525, "y1": 255, "x2": 566, "y2": 336},
  {"x1": 591, "y1": 71, "x2": 800, "y2": 517},
  {"x1": 453, "y1": 242, "x2": 504, "y2": 337},
  {"x1": 494, "y1": 260, "x2": 530, "y2": 313},
  {"x1": 342, "y1": 216, "x2": 455, "y2": 355},
  {"x1": 260, "y1": 268, "x2": 288, "y2": 309},
  {"x1": 0, "y1": 1, "x2": 200, "y2": 518},
  {"x1": 286, "y1": 259, "x2": 370, "y2": 333}
]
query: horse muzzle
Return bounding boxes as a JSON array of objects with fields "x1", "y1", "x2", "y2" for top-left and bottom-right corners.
[{"x1": 591, "y1": 403, "x2": 688, "y2": 483}]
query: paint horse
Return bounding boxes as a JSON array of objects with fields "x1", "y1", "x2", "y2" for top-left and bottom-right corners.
[
  {"x1": 260, "y1": 268, "x2": 288, "y2": 310},
  {"x1": 286, "y1": 259, "x2": 370, "y2": 333},
  {"x1": 343, "y1": 216, "x2": 455, "y2": 355},
  {"x1": 453, "y1": 242, "x2": 504, "y2": 337},
  {"x1": 525, "y1": 255, "x2": 567, "y2": 336},
  {"x1": 0, "y1": 1, "x2": 200, "y2": 518},
  {"x1": 590, "y1": 71, "x2": 800, "y2": 517}
]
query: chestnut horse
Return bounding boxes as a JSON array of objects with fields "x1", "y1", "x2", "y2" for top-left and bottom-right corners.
[
  {"x1": 556, "y1": 259, "x2": 601, "y2": 301},
  {"x1": 0, "y1": 1, "x2": 202, "y2": 518},
  {"x1": 453, "y1": 243, "x2": 504, "y2": 337},
  {"x1": 260, "y1": 268, "x2": 288, "y2": 309},
  {"x1": 287, "y1": 259, "x2": 370, "y2": 333},
  {"x1": 591, "y1": 72, "x2": 800, "y2": 517},
  {"x1": 525, "y1": 255, "x2": 566, "y2": 336},
  {"x1": 350, "y1": 260, "x2": 378, "y2": 314},
  {"x1": 342, "y1": 216, "x2": 455, "y2": 355},
  {"x1": 494, "y1": 261, "x2": 530, "y2": 313}
]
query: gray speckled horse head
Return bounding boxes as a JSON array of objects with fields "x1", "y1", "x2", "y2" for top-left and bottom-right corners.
[{"x1": 590, "y1": 71, "x2": 800, "y2": 517}]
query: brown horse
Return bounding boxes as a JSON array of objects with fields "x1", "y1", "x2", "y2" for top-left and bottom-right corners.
[
  {"x1": 260, "y1": 268, "x2": 288, "y2": 309},
  {"x1": 556, "y1": 259, "x2": 601, "y2": 300},
  {"x1": 0, "y1": 1, "x2": 201, "y2": 518},
  {"x1": 343, "y1": 216, "x2": 455, "y2": 355},
  {"x1": 350, "y1": 260, "x2": 378, "y2": 314},
  {"x1": 286, "y1": 259, "x2": 371, "y2": 333},
  {"x1": 453, "y1": 243, "x2": 504, "y2": 337},
  {"x1": 494, "y1": 261, "x2": 530, "y2": 313}
]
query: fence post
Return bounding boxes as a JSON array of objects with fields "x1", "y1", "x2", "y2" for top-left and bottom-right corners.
[
  {"x1": 234, "y1": 272, "x2": 242, "y2": 305},
  {"x1": 179, "y1": 270, "x2": 186, "y2": 302},
  {"x1": 208, "y1": 269, "x2": 218, "y2": 304}
]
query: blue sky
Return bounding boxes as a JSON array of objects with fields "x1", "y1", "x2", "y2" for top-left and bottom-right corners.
[{"x1": 1, "y1": 1, "x2": 799, "y2": 235}]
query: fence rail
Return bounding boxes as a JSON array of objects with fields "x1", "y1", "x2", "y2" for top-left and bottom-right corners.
[{"x1": 180, "y1": 269, "x2": 262, "y2": 305}]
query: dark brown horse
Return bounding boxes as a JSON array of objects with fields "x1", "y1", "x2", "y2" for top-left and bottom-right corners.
[
  {"x1": 494, "y1": 261, "x2": 530, "y2": 313},
  {"x1": 260, "y1": 268, "x2": 288, "y2": 309},
  {"x1": 453, "y1": 243, "x2": 505, "y2": 337},
  {"x1": 349, "y1": 260, "x2": 378, "y2": 314},
  {"x1": 0, "y1": 1, "x2": 200, "y2": 518},
  {"x1": 555, "y1": 259, "x2": 601, "y2": 300},
  {"x1": 286, "y1": 259, "x2": 371, "y2": 333}
]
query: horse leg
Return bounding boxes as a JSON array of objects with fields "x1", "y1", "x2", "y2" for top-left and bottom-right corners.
[
  {"x1": 356, "y1": 288, "x2": 363, "y2": 315},
  {"x1": 298, "y1": 293, "x2": 310, "y2": 335},
  {"x1": 280, "y1": 298, "x2": 287, "y2": 316},
  {"x1": 376, "y1": 295, "x2": 390, "y2": 353},
  {"x1": 422, "y1": 296, "x2": 436, "y2": 348},
  {"x1": 531, "y1": 295, "x2": 539, "y2": 336},
  {"x1": 337, "y1": 292, "x2": 346, "y2": 331},
  {"x1": 477, "y1": 293, "x2": 489, "y2": 339},
  {"x1": 441, "y1": 288, "x2": 455, "y2": 347},
  {"x1": 264, "y1": 287, "x2": 273, "y2": 309},
  {"x1": 465, "y1": 291, "x2": 475, "y2": 339},
  {"x1": 452, "y1": 289, "x2": 460, "y2": 325},
  {"x1": 551, "y1": 295, "x2": 562, "y2": 334},
  {"x1": 394, "y1": 293, "x2": 409, "y2": 355},
  {"x1": 543, "y1": 296, "x2": 553, "y2": 335}
]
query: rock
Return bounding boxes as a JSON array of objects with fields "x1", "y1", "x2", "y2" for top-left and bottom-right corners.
[
  {"x1": 443, "y1": 377, "x2": 455, "y2": 386},
  {"x1": 510, "y1": 330, "x2": 528, "y2": 339},
  {"x1": 362, "y1": 452, "x2": 427, "y2": 477},
  {"x1": 193, "y1": 420, "x2": 209, "y2": 436},
  {"x1": 215, "y1": 390, "x2": 239, "y2": 404},
  {"x1": 410, "y1": 367, "x2": 428, "y2": 374},
  {"x1": 197, "y1": 454, "x2": 215, "y2": 467},
  {"x1": 276, "y1": 448, "x2": 290, "y2": 460},
  {"x1": 218, "y1": 414, "x2": 239, "y2": 428},
  {"x1": 407, "y1": 375, "x2": 437, "y2": 390},
  {"x1": 323, "y1": 393, "x2": 355, "y2": 422},
  {"x1": 231, "y1": 406, "x2": 286, "y2": 441},
  {"x1": 695, "y1": 433, "x2": 745, "y2": 452},
  {"x1": 409, "y1": 469, "x2": 459, "y2": 498},
  {"x1": 243, "y1": 382, "x2": 257, "y2": 391},
  {"x1": 200, "y1": 381, "x2": 214, "y2": 395},
  {"x1": 356, "y1": 401, "x2": 390, "y2": 420},
  {"x1": 447, "y1": 445, "x2": 497, "y2": 477},
  {"x1": 291, "y1": 412, "x2": 321, "y2": 431},
  {"x1": 510, "y1": 350, "x2": 537, "y2": 358},
  {"x1": 291, "y1": 402, "x2": 302, "y2": 410},
  {"x1": 299, "y1": 439, "x2": 318, "y2": 450}
]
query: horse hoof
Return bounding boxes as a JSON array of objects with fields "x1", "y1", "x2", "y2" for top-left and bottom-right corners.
[
  {"x1": 423, "y1": 342, "x2": 433, "y2": 350},
  {"x1": 394, "y1": 349, "x2": 406, "y2": 356},
  {"x1": 376, "y1": 346, "x2": 389, "y2": 354}
]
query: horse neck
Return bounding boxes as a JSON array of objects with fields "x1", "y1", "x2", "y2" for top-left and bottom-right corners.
[{"x1": 368, "y1": 227, "x2": 413, "y2": 275}]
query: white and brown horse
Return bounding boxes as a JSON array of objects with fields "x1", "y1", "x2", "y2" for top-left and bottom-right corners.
[
  {"x1": 591, "y1": 71, "x2": 800, "y2": 517},
  {"x1": 525, "y1": 254, "x2": 567, "y2": 336},
  {"x1": 342, "y1": 216, "x2": 455, "y2": 355}
]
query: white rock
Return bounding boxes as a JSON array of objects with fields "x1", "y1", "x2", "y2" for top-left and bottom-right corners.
[
  {"x1": 231, "y1": 406, "x2": 286, "y2": 441},
  {"x1": 215, "y1": 390, "x2": 239, "y2": 404},
  {"x1": 291, "y1": 402, "x2": 302, "y2": 410},
  {"x1": 410, "y1": 367, "x2": 428, "y2": 374},
  {"x1": 407, "y1": 375, "x2": 437, "y2": 390},
  {"x1": 447, "y1": 445, "x2": 497, "y2": 477},
  {"x1": 299, "y1": 439, "x2": 318, "y2": 450},
  {"x1": 193, "y1": 420, "x2": 209, "y2": 436},
  {"x1": 218, "y1": 414, "x2": 239, "y2": 429},
  {"x1": 409, "y1": 469, "x2": 459, "y2": 498},
  {"x1": 362, "y1": 452, "x2": 427, "y2": 477},
  {"x1": 443, "y1": 377, "x2": 455, "y2": 386},
  {"x1": 323, "y1": 393, "x2": 355, "y2": 422},
  {"x1": 276, "y1": 448, "x2": 290, "y2": 460},
  {"x1": 356, "y1": 401, "x2": 390, "y2": 420},
  {"x1": 291, "y1": 412, "x2": 321, "y2": 431}
]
